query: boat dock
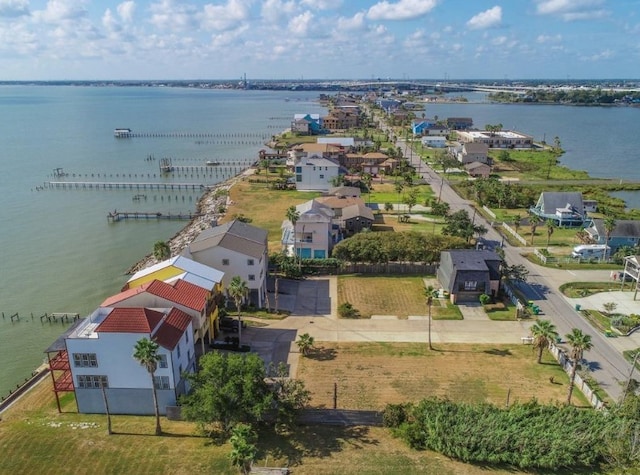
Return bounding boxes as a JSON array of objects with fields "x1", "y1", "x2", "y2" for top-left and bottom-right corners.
[
  {"x1": 46, "y1": 181, "x2": 209, "y2": 191},
  {"x1": 107, "y1": 211, "x2": 203, "y2": 222}
]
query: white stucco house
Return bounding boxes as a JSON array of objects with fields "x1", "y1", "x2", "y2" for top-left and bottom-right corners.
[
  {"x1": 292, "y1": 156, "x2": 341, "y2": 192},
  {"x1": 282, "y1": 199, "x2": 335, "y2": 259},
  {"x1": 182, "y1": 220, "x2": 269, "y2": 308},
  {"x1": 62, "y1": 306, "x2": 194, "y2": 415},
  {"x1": 421, "y1": 136, "x2": 447, "y2": 148}
]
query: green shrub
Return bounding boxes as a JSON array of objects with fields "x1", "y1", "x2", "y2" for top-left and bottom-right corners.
[
  {"x1": 383, "y1": 403, "x2": 411, "y2": 428},
  {"x1": 338, "y1": 302, "x2": 360, "y2": 318},
  {"x1": 479, "y1": 294, "x2": 491, "y2": 305},
  {"x1": 394, "y1": 397, "x2": 611, "y2": 470}
]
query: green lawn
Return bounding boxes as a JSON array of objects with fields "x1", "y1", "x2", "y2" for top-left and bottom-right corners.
[
  {"x1": 484, "y1": 301, "x2": 518, "y2": 321},
  {"x1": 491, "y1": 149, "x2": 591, "y2": 181}
]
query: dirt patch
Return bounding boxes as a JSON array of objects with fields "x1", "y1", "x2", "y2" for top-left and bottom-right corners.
[{"x1": 298, "y1": 342, "x2": 570, "y2": 411}]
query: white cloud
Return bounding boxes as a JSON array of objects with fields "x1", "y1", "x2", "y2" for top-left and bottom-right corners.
[
  {"x1": 117, "y1": 1, "x2": 135, "y2": 23},
  {"x1": 467, "y1": 6, "x2": 502, "y2": 30},
  {"x1": 288, "y1": 11, "x2": 313, "y2": 37},
  {"x1": 148, "y1": 0, "x2": 198, "y2": 32},
  {"x1": 562, "y1": 10, "x2": 608, "y2": 21},
  {"x1": 535, "y1": 0, "x2": 608, "y2": 21},
  {"x1": 300, "y1": 0, "x2": 342, "y2": 10},
  {"x1": 260, "y1": 0, "x2": 297, "y2": 24},
  {"x1": 367, "y1": 0, "x2": 438, "y2": 21},
  {"x1": 102, "y1": 8, "x2": 119, "y2": 31},
  {"x1": 536, "y1": 34, "x2": 562, "y2": 43},
  {"x1": 492, "y1": 35, "x2": 507, "y2": 46},
  {"x1": 336, "y1": 12, "x2": 365, "y2": 31},
  {"x1": 35, "y1": 0, "x2": 88, "y2": 23},
  {"x1": 581, "y1": 49, "x2": 614, "y2": 61},
  {"x1": 0, "y1": 0, "x2": 29, "y2": 17},
  {"x1": 201, "y1": 0, "x2": 251, "y2": 31}
]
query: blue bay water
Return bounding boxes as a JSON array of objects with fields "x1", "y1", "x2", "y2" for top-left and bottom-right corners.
[{"x1": 0, "y1": 86, "x2": 326, "y2": 397}]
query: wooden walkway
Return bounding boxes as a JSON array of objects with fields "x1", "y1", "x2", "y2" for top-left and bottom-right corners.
[{"x1": 107, "y1": 211, "x2": 203, "y2": 222}]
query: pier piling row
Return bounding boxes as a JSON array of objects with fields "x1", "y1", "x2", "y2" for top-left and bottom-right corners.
[{"x1": 46, "y1": 181, "x2": 211, "y2": 191}]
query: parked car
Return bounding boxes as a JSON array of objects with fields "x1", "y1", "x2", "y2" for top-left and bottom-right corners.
[{"x1": 219, "y1": 316, "x2": 246, "y2": 333}]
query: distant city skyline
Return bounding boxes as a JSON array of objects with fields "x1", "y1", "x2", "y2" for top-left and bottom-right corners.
[{"x1": 1, "y1": 0, "x2": 638, "y2": 81}]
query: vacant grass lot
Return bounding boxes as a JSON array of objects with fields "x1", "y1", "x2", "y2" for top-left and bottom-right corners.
[
  {"x1": 225, "y1": 179, "x2": 320, "y2": 252},
  {"x1": 1, "y1": 342, "x2": 590, "y2": 475},
  {"x1": 298, "y1": 342, "x2": 579, "y2": 410},
  {"x1": 338, "y1": 275, "x2": 430, "y2": 318}
]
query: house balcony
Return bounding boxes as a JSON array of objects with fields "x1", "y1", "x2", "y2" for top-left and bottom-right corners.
[
  {"x1": 48, "y1": 350, "x2": 70, "y2": 370},
  {"x1": 52, "y1": 370, "x2": 74, "y2": 392}
]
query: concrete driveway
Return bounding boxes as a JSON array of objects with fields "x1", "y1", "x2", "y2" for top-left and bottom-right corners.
[{"x1": 269, "y1": 277, "x2": 333, "y2": 317}]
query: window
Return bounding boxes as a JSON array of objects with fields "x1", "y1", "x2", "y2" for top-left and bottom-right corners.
[
  {"x1": 296, "y1": 174, "x2": 302, "y2": 182},
  {"x1": 179, "y1": 364, "x2": 183, "y2": 374},
  {"x1": 295, "y1": 166, "x2": 302, "y2": 173},
  {"x1": 464, "y1": 281, "x2": 478, "y2": 291},
  {"x1": 222, "y1": 259, "x2": 229, "y2": 266},
  {"x1": 158, "y1": 354, "x2": 168, "y2": 368},
  {"x1": 187, "y1": 350, "x2": 191, "y2": 362},
  {"x1": 176, "y1": 344, "x2": 181, "y2": 358},
  {"x1": 185, "y1": 331, "x2": 189, "y2": 343},
  {"x1": 77, "y1": 375, "x2": 108, "y2": 389},
  {"x1": 247, "y1": 258, "x2": 255, "y2": 266},
  {"x1": 154, "y1": 376, "x2": 170, "y2": 390},
  {"x1": 73, "y1": 353, "x2": 97, "y2": 368},
  {"x1": 248, "y1": 274, "x2": 256, "y2": 281},
  {"x1": 319, "y1": 174, "x2": 324, "y2": 179}
]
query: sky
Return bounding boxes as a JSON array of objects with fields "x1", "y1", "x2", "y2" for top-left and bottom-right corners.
[{"x1": 0, "y1": 0, "x2": 639, "y2": 80}]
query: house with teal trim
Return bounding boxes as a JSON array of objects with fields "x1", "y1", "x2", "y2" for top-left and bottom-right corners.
[
  {"x1": 281, "y1": 200, "x2": 335, "y2": 259},
  {"x1": 584, "y1": 219, "x2": 640, "y2": 253},
  {"x1": 529, "y1": 192, "x2": 586, "y2": 227},
  {"x1": 291, "y1": 113, "x2": 323, "y2": 135}
]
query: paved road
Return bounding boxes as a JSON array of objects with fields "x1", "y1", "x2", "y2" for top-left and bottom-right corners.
[{"x1": 401, "y1": 137, "x2": 633, "y2": 401}]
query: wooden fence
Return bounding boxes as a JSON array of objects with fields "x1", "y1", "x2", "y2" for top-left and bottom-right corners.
[{"x1": 338, "y1": 262, "x2": 438, "y2": 275}]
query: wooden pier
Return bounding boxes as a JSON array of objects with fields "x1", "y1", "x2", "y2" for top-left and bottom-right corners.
[
  {"x1": 107, "y1": 211, "x2": 203, "y2": 222},
  {"x1": 46, "y1": 181, "x2": 209, "y2": 191},
  {"x1": 115, "y1": 131, "x2": 269, "y2": 139}
]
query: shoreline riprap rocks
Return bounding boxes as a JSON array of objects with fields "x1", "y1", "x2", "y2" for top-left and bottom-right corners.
[{"x1": 125, "y1": 168, "x2": 255, "y2": 275}]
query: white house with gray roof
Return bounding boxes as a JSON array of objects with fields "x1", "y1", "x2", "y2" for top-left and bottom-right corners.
[
  {"x1": 530, "y1": 192, "x2": 586, "y2": 227},
  {"x1": 182, "y1": 220, "x2": 268, "y2": 308}
]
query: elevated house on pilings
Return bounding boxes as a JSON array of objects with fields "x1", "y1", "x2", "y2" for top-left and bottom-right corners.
[{"x1": 529, "y1": 191, "x2": 587, "y2": 227}]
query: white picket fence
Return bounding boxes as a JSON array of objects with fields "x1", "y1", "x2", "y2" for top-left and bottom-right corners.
[
  {"x1": 502, "y1": 223, "x2": 528, "y2": 246},
  {"x1": 482, "y1": 205, "x2": 496, "y2": 219}
]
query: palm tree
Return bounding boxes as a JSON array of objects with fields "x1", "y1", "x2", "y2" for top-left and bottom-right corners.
[
  {"x1": 153, "y1": 240, "x2": 170, "y2": 261},
  {"x1": 530, "y1": 319, "x2": 559, "y2": 364},
  {"x1": 394, "y1": 182, "x2": 404, "y2": 217},
  {"x1": 425, "y1": 286, "x2": 437, "y2": 350},
  {"x1": 133, "y1": 338, "x2": 162, "y2": 435},
  {"x1": 296, "y1": 333, "x2": 315, "y2": 356},
  {"x1": 603, "y1": 216, "x2": 616, "y2": 261},
  {"x1": 512, "y1": 214, "x2": 521, "y2": 234},
  {"x1": 546, "y1": 219, "x2": 555, "y2": 246},
  {"x1": 228, "y1": 276, "x2": 249, "y2": 344},
  {"x1": 565, "y1": 328, "x2": 593, "y2": 405},
  {"x1": 286, "y1": 205, "x2": 300, "y2": 260},
  {"x1": 529, "y1": 216, "x2": 540, "y2": 245}
]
